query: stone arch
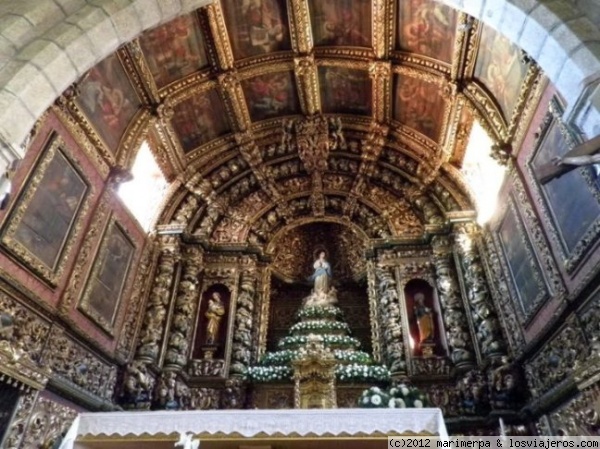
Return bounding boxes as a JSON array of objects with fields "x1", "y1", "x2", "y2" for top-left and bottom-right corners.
[
  {"x1": 0, "y1": 0, "x2": 214, "y2": 162},
  {"x1": 0, "y1": 0, "x2": 598, "y2": 167},
  {"x1": 439, "y1": 0, "x2": 600, "y2": 135}
]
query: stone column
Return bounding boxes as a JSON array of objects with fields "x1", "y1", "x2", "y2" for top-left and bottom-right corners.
[
  {"x1": 135, "y1": 235, "x2": 180, "y2": 365},
  {"x1": 164, "y1": 246, "x2": 203, "y2": 371},
  {"x1": 454, "y1": 223, "x2": 506, "y2": 362},
  {"x1": 431, "y1": 236, "x2": 475, "y2": 371}
]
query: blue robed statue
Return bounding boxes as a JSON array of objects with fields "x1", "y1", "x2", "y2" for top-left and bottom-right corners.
[{"x1": 308, "y1": 250, "x2": 332, "y2": 294}]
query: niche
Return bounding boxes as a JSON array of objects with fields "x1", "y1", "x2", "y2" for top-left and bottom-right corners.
[{"x1": 404, "y1": 279, "x2": 446, "y2": 357}]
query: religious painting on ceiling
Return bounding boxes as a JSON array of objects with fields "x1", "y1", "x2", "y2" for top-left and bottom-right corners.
[
  {"x1": 319, "y1": 66, "x2": 372, "y2": 116},
  {"x1": 220, "y1": 0, "x2": 291, "y2": 59},
  {"x1": 241, "y1": 71, "x2": 300, "y2": 121},
  {"x1": 529, "y1": 102, "x2": 600, "y2": 271},
  {"x1": 138, "y1": 13, "x2": 208, "y2": 89},
  {"x1": 497, "y1": 197, "x2": 549, "y2": 320},
  {"x1": 79, "y1": 219, "x2": 135, "y2": 334},
  {"x1": 170, "y1": 89, "x2": 231, "y2": 154},
  {"x1": 309, "y1": 0, "x2": 372, "y2": 47},
  {"x1": 1, "y1": 136, "x2": 89, "y2": 284},
  {"x1": 76, "y1": 54, "x2": 141, "y2": 152},
  {"x1": 474, "y1": 25, "x2": 528, "y2": 121},
  {"x1": 393, "y1": 74, "x2": 446, "y2": 142},
  {"x1": 396, "y1": 0, "x2": 458, "y2": 63}
]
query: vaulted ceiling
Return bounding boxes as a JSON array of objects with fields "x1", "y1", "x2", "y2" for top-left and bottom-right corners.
[{"x1": 55, "y1": 0, "x2": 541, "y2": 249}]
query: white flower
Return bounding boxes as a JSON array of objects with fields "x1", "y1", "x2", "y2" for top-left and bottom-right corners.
[
  {"x1": 389, "y1": 387, "x2": 398, "y2": 396},
  {"x1": 401, "y1": 387, "x2": 409, "y2": 396},
  {"x1": 371, "y1": 387, "x2": 381, "y2": 394},
  {"x1": 388, "y1": 398, "x2": 396, "y2": 408},
  {"x1": 414, "y1": 400, "x2": 423, "y2": 408},
  {"x1": 362, "y1": 396, "x2": 370, "y2": 405},
  {"x1": 371, "y1": 395, "x2": 382, "y2": 405},
  {"x1": 395, "y1": 398, "x2": 406, "y2": 408}
]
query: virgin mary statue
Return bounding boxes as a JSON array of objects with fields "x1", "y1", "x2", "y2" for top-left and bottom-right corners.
[{"x1": 308, "y1": 250, "x2": 332, "y2": 294}]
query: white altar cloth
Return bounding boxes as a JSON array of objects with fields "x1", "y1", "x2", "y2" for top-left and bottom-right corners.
[{"x1": 60, "y1": 408, "x2": 447, "y2": 448}]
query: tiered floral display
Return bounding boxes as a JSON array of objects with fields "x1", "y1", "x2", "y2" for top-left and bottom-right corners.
[{"x1": 245, "y1": 304, "x2": 390, "y2": 383}]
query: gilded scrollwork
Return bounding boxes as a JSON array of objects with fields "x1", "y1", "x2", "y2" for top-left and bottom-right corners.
[
  {"x1": 230, "y1": 268, "x2": 256, "y2": 375},
  {"x1": 2, "y1": 391, "x2": 38, "y2": 449},
  {"x1": 550, "y1": 384, "x2": 600, "y2": 436},
  {"x1": 375, "y1": 264, "x2": 406, "y2": 373},
  {"x1": 454, "y1": 223, "x2": 506, "y2": 361},
  {"x1": 525, "y1": 321, "x2": 586, "y2": 398},
  {"x1": 165, "y1": 246, "x2": 203, "y2": 370},
  {"x1": 135, "y1": 235, "x2": 180, "y2": 364},
  {"x1": 431, "y1": 236, "x2": 475, "y2": 369},
  {"x1": 13, "y1": 396, "x2": 78, "y2": 449},
  {"x1": 42, "y1": 326, "x2": 117, "y2": 401},
  {"x1": 481, "y1": 230, "x2": 525, "y2": 354}
]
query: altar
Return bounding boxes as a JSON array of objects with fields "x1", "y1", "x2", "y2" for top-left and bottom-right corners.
[{"x1": 59, "y1": 408, "x2": 448, "y2": 449}]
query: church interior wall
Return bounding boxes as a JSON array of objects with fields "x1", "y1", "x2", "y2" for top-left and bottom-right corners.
[{"x1": 0, "y1": 0, "x2": 599, "y2": 445}]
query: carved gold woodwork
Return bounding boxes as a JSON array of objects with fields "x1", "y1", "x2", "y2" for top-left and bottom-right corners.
[
  {"x1": 288, "y1": 0, "x2": 312, "y2": 54},
  {"x1": 218, "y1": 71, "x2": 252, "y2": 132},
  {"x1": 294, "y1": 55, "x2": 320, "y2": 116},
  {"x1": 14, "y1": 396, "x2": 77, "y2": 449},
  {"x1": 292, "y1": 335, "x2": 337, "y2": 409},
  {"x1": 206, "y1": 3, "x2": 234, "y2": 71}
]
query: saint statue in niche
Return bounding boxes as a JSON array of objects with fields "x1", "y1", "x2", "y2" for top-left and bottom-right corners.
[
  {"x1": 304, "y1": 249, "x2": 337, "y2": 307},
  {"x1": 205, "y1": 292, "x2": 225, "y2": 345},
  {"x1": 414, "y1": 292, "x2": 434, "y2": 343}
]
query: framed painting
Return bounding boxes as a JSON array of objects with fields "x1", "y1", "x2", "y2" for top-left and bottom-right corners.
[
  {"x1": 220, "y1": 0, "x2": 291, "y2": 60},
  {"x1": 79, "y1": 218, "x2": 135, "y2": 334},
  {"x1": 528, "y1": 99, "x2": 600, "y2": 272},
  {"x1": 1, "y1": 135, "x2": 90, "y2": 285},
  {"x1": 396, "y1": 0, "x2": 458, "y2": 63},
  {"x1": 138, "y1": 13, "x2": 209, "y2": 90},
  {"x1": 309, "y1": 0, "x2": 372, "y2": 47},
  {"x1": 497, "y1": 197, "x2": 549, "y2": 320},
  {"x1": 75, "y1": 53, "x2": 141, "y2": 152},
  {"x1": 241, "y1": 71, "x2": 300, "y2": 122},
  {"x1": 170, "y1": 89, "x2": 232, "y2": 154},
  {"x1": 393, "y1": 74, "x2": 446, "y2": 142},
  {"x1": 319, "y1": 66, "x2": 372, "y2": 116},
  {"x1": 474, "y1": 24, "x2": 528, "y2": 120}
]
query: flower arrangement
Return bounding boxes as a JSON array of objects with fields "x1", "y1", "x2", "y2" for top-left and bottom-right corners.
[
  {"x1": 278, "y1": 334, "x2": 361, "y2": 350},
  {"x1": 290, "y1": 320, "x2": 350, "y2": 334},
  {"x1": 296, "y1": 305, "x2": 343, "y2": 321},
  {"x1": 259, "y1": 350, "x2": 296, "y2": 366},
  {"x1": 244, "y1": 365, "x2": 292, "y2": 382},
  {"x1": 358, "y1": 386, "x2": 390, "y2": 408},
  {"x1": 333, "y1": 349, "x2": 372, "y2": 364},
  {"x1": 336, "y1": 364, "x2": 391, "y2": 382},
  {"x1": 358, "y1": 383, "x2": 428, "y2": 408}
]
